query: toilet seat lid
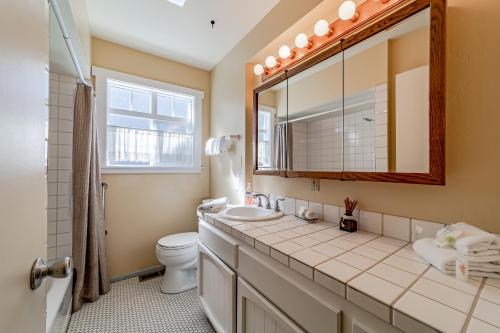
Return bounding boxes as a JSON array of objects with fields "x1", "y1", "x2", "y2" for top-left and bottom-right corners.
[{"x1": 158, "y1": 232, "x2": 198, "y2": 249}]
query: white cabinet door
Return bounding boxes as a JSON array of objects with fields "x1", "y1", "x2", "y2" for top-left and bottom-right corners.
[
  {"x1": 198, "y1": 242, "x2": 236, "y2": 333},
  {"x1": 238, "y1": 278, "x2": 305, "y2": 333}
]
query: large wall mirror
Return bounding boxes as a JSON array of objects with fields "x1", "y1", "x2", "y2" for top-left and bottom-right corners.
[{"x1": 253, "y1": 0, "x2": 445, "y2": 185}]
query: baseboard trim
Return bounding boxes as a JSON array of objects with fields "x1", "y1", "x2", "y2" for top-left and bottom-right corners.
[{"x1": 110, "y1": 265, "x2": 165, "y2": 283}]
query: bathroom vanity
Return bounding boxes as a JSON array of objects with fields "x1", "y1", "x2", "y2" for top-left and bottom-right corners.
[{"x1": 197, "y1": 211, "x2": 500, "y2": 333}]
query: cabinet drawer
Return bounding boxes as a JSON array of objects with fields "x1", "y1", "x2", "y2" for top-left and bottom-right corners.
[
  {"x1": 238, "y1": 247, "x2": 341, "y2": 333},
  {"x1": 238, "y1": 277, "x2": 305, "y2": 333},
  {"x1": 199, "y1": 219, "x2": 239, "y2": 269}
]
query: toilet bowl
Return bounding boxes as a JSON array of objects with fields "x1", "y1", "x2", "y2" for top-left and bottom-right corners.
[{"x1": 156, "y1": 232, "x2": 199, "y2": 294}]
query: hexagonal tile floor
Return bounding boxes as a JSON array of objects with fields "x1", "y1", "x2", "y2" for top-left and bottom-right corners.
[{"x1": 67, "y1": 277, "x2": 214, "y2": 333}]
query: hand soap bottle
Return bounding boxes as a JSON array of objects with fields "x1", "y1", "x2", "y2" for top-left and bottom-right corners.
[{"x1": 245, "y1": 183, "x2": 253, "y2": 205}]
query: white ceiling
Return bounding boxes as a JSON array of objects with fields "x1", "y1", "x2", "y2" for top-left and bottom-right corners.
[{"x1": 85, "y1": 0, "x2": 280, "y2": 70}]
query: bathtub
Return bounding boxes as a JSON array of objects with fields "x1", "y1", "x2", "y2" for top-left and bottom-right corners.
[{"x1": 46, "y1": 271, "x2": 73, "y2": 333}]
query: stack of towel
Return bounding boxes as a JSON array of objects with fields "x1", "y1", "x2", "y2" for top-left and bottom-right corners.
[
  {"x1": 413, "y1": 223, "x2": 500, "y2": 278},
  {"x1": 197, "y1": 198, "x2": 228, "y2": 213},
  {"x1": 205, "y1": 137, "x2": 230, "y2": 156}
]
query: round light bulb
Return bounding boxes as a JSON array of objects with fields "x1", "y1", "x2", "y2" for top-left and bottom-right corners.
[
  {"x1": 253, "y1": 64, "x2": 264, "y2": 75},
  {"x1": 295, "y1": 33, "x2": 309, "y2": 48},
  {"x1": 265, "y1": 56, "x2": 277, "y2": 68},
  {"x1": 278, "y1": 45, "x2": 291, "y2": 59},
  {"x1": 314, "y1": 19, "x2": 330, "y2": 37},
  {"x1": 339, "y1": 1, "x2": 357, "y2": 21}
]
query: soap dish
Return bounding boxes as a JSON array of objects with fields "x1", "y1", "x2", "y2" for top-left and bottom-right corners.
[{"x1": 294, "y1": 214, "x2": 318, "y2": 223}]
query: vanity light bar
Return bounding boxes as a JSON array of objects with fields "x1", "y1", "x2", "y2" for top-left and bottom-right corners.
[{"x1": 253, "y1": 0, "x2": 404, "y2": 78}]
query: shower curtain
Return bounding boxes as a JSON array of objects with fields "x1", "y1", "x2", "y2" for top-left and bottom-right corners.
[
  {"x1": 274, "y1": 123, "x2": 293, "y2": 170},
  {"x1": 72, "y1": 83, "x2": 110, "y2": 312}
]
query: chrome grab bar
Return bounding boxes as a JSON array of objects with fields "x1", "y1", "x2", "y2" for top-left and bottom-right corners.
[{"x1": 102, "y1": 182, "x2": 108, "y2": 235}]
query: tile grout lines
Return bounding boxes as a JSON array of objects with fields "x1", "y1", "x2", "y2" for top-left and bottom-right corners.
[{"x1": 461, "y1": 278, "x2": 486, "y2": 333}]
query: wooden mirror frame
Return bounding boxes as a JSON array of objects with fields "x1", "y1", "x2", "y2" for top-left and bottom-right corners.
[{"x1": 253, "y1": 0, "x2": 445, "y2": 185}]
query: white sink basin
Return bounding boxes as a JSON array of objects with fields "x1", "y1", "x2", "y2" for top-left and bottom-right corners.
[{"x1": 219, "y1": 206, "x2": 284, "y2": 222}]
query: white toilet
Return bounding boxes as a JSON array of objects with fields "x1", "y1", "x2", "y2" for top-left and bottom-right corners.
[{"x1": 156, "y1": 232, "x2": 199, "y2": 294}]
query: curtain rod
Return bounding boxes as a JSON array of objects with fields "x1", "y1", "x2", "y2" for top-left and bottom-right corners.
[
  {"x1": 277, "y1": 99, "x2": 374, "y2": 125},
  {"x1": 49, "y1": 0, "x2": 91, "y2": 87}
]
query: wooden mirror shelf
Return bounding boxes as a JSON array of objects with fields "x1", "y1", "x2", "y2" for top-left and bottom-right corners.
[{"x1": 253, "y1": 0, "x2": 445, "y2": 185}]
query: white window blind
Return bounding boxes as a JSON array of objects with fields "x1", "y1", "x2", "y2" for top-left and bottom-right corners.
[{"x1": 93, "y1": 67, "x2": 204, "y2": 173}]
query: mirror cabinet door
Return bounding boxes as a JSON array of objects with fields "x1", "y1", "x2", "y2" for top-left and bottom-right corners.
[
  {"x1": 287, "y1": 49, "x2": 344, "y2": 174},
  {"x1": 255, "y1": 80, "x2": 288, "y2": 172},
  {"x1": 343, "y1": 8, "x2": 431, "y2": 173}
]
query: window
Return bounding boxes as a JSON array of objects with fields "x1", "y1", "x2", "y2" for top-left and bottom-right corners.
[
  {"x1": 257, "y1": 106, "x2": 275, "y2": 169},
  {"x1": 93, "y1": 67, "x2": 204, "y2": 173}
]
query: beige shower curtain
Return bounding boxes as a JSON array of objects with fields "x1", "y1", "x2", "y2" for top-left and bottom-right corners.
[
  {"x1": 274, "y1": 123, "x2": 293, "y2": 170},
  {"x1": 72, "y1": 83, "x2": 110, "y2": 312}
]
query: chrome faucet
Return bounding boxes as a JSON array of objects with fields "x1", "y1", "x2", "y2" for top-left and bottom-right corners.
[
  {"x1": 274, "y1": 198, "x2": 285, "y2": 212},
  {"x1": 253, "y1": 193, "x2": 271, "y2": 209}
]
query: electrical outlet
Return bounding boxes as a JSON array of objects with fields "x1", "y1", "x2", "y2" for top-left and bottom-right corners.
[{"x1": 311, "y1": 179, "x2": 320, "y2": 191}]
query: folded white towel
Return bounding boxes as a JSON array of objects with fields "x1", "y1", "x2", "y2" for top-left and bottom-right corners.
[
  {"x1": 414, "y1": 238, "x2": 500, "y2": 278},
  {"x1": 441, "y1": 268, "x2": 500, "y2": 279},
  {"x1": 457, "y1": 238, "x2": 500, "y2": 254},
  {"x1": 214, "y1": 137, "x2": 221, "y2": 154},
  {"x1": 434, "y1": 223, "x2": 500, "y2": 254},
  {"x1": 205, "y1": 138, "x2": 216, "y2": 156},
  {"x1": 414, "y1": 238, "x2": 456, "y2": 272},
  {"x1": 465, "y1": 249, "x2": 500, "y2": 257},
  {"x1": 449, "y1": 223, "x2": 499, "y2": 254},
  {"x1": 462, "y1": 254, "x2": 500, "y2": 263},
  {"x1": 218, "y1": 136, "x2": 230, "y2": 153},
  {"x1": 445, "y1": 262, "x2": 500, "y2": 272},
  {"x1": 197, "y1": 197, "x2": 228, "y2": 213},
  {"x1": 205, "y1": 137, "x2": 231, "y2": 156}
]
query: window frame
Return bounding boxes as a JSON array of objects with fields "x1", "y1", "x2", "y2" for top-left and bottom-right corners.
[
  {"x1": 257, "y1": 105, "x2": 276, "y2": 170},
  {"x1": 93, "y1": 66, "x2": 204, "y2": 174}
]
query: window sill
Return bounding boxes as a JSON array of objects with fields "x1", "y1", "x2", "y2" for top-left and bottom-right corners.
[{"x1": 101, "y1": 167, "x2": 203, "y2": 174}]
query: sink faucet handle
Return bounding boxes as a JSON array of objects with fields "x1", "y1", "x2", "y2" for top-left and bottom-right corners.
[
  {"x1": 253, "y1": 193, "x2": 271, "y2": 209},
  {"x1": 274, "y1": 198, "x2": 285, "y2": 212},
  {"x1": 253, "y1": 194, "x2": 263, "y2": 207}
]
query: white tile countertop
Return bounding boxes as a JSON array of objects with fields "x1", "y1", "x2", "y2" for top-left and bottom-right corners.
[{"x1": 198, "y1": 212, "x2": 500, "y2": 333}]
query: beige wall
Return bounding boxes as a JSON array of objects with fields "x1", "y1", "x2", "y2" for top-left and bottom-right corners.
[
  {"x1": 92, "y1": 38, "x2": 211, "y2": 277},
  {"x1": 286, "y1": 42, "x2": 387, "y2": 117},
  {"x1": 211, "y1": 0, "x2": 500, "y2": 233},
  {"x1": 259, "y1": 89, "x2": 277, "y2": 108},
  {"x1": 389, "y1": 27, "x2": 430, "y2": 170}
]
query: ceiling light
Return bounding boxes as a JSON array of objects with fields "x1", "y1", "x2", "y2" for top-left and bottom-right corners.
[
  {"x1": 314, "y1": 19, "x2": 332, "y2": 37},
  {"x1": 278, "y1": 45, "x2": 292, "y2": 59},
  {"x1": 339, "y1": 1, "x2": 359, "y2": 21},
  {"x1": 295, "y1": 33, "x2": 310, "y2": 49},
  {"x1": 254, "y1": 64, "x2": 264, "y2": 76},
  {"x1": 265, "y1": 56, "x2": 277, "y2": 68},
  {"x1": 167, "y1": 0, "x2": 186, "y2": 7}
]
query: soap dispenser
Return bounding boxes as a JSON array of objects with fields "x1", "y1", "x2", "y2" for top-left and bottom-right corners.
[{"x1": 245, "y1": 183, "x2": 253, "y2": 205}]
